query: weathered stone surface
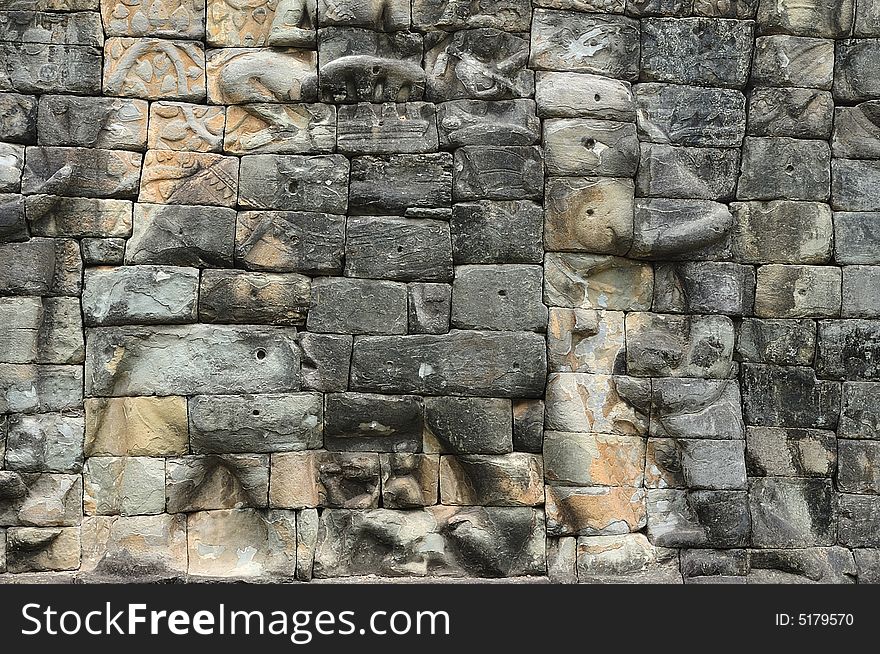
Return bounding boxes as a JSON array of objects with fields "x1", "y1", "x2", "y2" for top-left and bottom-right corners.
[
  {"x1": 731, "y1": 201, "x2": 833, "y2": 264},
  {"x1": 0, "y1": 473, "x2": 82, "y2": 526},
  {"x1": 0, "y1": 192, "x2": 27, "y2": 242},
  {"x1": 652, "y1": 261, "x2": 755, "y2": 315},
  {"x1": 308, "y1": 277, "x2": 407, "y2": 335},
  {"x1": 737, "y1": 137, "x2": 830, "y2": 202},
  {"x1": 747, "y1": 87, "x2": 834, "y2": 139},
  {"x1": 189, "y1": 393, "x2": 322, "y2": 454},
  {"x1": 79, "y1": 514, "x2": 187, "y2": 581},
  {"x1": 529, "y1": 10, "x2": 639, "y2": 80},
  {"x1": 0, "y1": 142, "x2": 23, "y2": 192},
  {"x1": 147, "y1": 101, "x2": 224, "y2": 152},
  {"x1": 199, "y1": 270, "x2": 310, "y2": 326},
  {"x1": 630, "y1": 198, "x2": 733, "y2": 260},
  {"x1": 84, "y1": 396, "x2": 188, "y2": 456},
  {"x1": 544, "y1": 431, "x2": 645, "y2": 487},
  {"x1": 747, "y1": 547, "x2": 857, "y2": 584},
  {"x1": 751, "y1": 35, "x2": 834, "y2": 89},
  {"x1": 451, "y1": 264, "x2": 546, "y2": 332},
  {"x1": 337, "y1": 102, "x2": 437, "y2": 154},
  {"x1": 754, "y1": 264, "x2": 840, "y2": 318},
  {"x1": 319, "y1": 27, "x2": 423, "y2": 103},
  {"x1": 103, "y1": 0, "x2": 206, "y2": 39},
  {"x1": 840, "y1": 381, "x2": 880, "y2": 438},
  {"x1": 577, "y1": 533, "x2": 680, "y2": 584},
  {"x1": 5, "y1": 526, "x2": 79, "y2": 573},
  {"x1": 206, "y1": 48, "x2": 317, "y2": 104},
  {"x1": 104, "y1": 38, "x2": 205, "y2": 101},
  {"x1": 544, "y1": 177, "x2": 633, "y2": 254},
  {"x1": 855, "y1": 549, "x2": 880, "y2": 582},
  {"x1": 380, "y1": 453, "x2": 439, "y2": 508},
  {"x1": 544, "y1": 253, "x2": 653, "y2": 310},
  {"x1": 535, "y1": 71, "x2": 635, "y2": 121},
  {"x1": 413, "y1": 0, "x2": 529, "y2": 31},
  {"x1": 757, "y1": 0, "x2": 853, "y2": 38},
  {"x1": 81, "y1": 238, "x2": 126, "y2": 265},
  {"x1": 650, "y1": 378, "x2": 745, "y2": 440},
  {"x1": 839, "y1": 494, "x2": 880, "y2": 546},
  {"x1": 679, "y1": 548, "x2": 748, "y2": 579},
  {"x1": 832, "y1": 159, "x2": 880, "y2": 211},
  {"x1": 838, "y1": 440, "x2": 880, "y2": 493},
  {"x1": 548, "y1": 308, "x2": 625, "y2": 374},
  {"x1": 270, "y1": 451, "x2": 380, "y2": 508},
  {"x1": 545, "y1": 373, "x2": 650, "y2": 436},
  {"x1": 646, "y1": 438, "x2": 747, "y2": 490},
  {"x1": 407, "y1": 282, "x2": 451, "y2": 334},
  {"x1": 325, "y1": 392, "x2": 422, "y2": 452},
  {"x1": 352, "y1": 331, "x2": 547, "y2": 397},
  {"x1": 0, "y1": 364, "x2": 82, "y2": 414},
  {"x1": 0, "y1": 296, "x2": 83, "y2": 364},
  {"x1": 298, "y1": 333, "x2": 351, "y2": 392},
  {"x1": 641, "y1": 17, "x2": 753, "y2": 88},
  {"x1": 544, "y1": 119, "x2": 638, "y2": 178},
  {"x1": 742, "y1": 364, "x2": 841, "y2": 428},
  {"x1": 834, "y1": 39, "x2": 880, "y2": 102},
  {"x1": 547, "y1": 536, "x2": 577, "y2": 584},
  {"x1": 26, "y1": 195, "x2": 132, "y2": 238},
  {"x1": 86, "y1": 325, "x2": 301, "y2": 396},
  {"x1": 440, "y1": 454, "x2": 543, "y2": 506},
  {"x1": 626, "y1": 312, "x2": 736, "y2": 378},
  {"x1": 437, "y1": 99, "x2": 539, "y2": 148},
  {"x1": 223, "y1": 103, "x2": 335, "y2": 155},
  {"x1": 139, "y1": 150, "x2": 238, "y2": 207},
  {"x1": 187, "y1": 509, "x2": 297, "y2": 578},
  {"x1": 5, "y1": 413, "x2": 83, "y2": 473},
  {"x1": 626, "y1": 0, "x2": 689, "y2": 15},
  {"x1": 546, "y1": 485, "x2": 646, "y2": 536},
  {"x1": 167, "y1": 454, "x2": 269, "y2": 513},
  {"x1": 834, "y1": 212, "x2": 880, "y2": 264},
  {"x1": 842, "y1": 266, "x2": 880, "y2": 318},
  {"x1": 832, "y1": 102, "x2": 880, "y2": 159},
  {"x1": 206, "y1": 0, "x2": 316, "y2": 47},
  {"x1": 314, "y1": 507, "x2": 545, "y2": 577},
  {"x1": 127, "y1": 203, "x2": 236, "y2": 267},
  {"x1": 296, "y1": 508, "x2": 318, "y2": 581},
  {"x1": 453, "y1": 146, "x2": 543, "y2": 201},
  {"x1": 636, "y1": 144, "x2": 739, "y2": 201},
  {"x1": 0, "y1": 43, "x2": 101, "y2": 94},
  {"x1": 238, "y1": 153, "x2": 347, "y2": 213},
  {"x1": 424, "y1": 396, "x2": 511, "y2": 454},
  {"x1": 646, "y1": 488, "x2": 750, "y2": 547},
  {"x1": 736, "y1": 318, "x2": 816, "y2": 365},
  {"x1": 635, "y1": 83, "x2": 746, "y2": 147},
  {"x1": 82, "y1": 265, "x2": 199, "y2": 326},
  {"x1": 349, "y1": 153, "x2": 452, "y2": 214},
  {"x1": 750, "y1": 478, "x2": 835, "y2": 547},
  {"x1": 0, "y1": 92, "x2": 37, "y2": 143},
  {"x1": 425, "y1": 28, "x2": 532, "y2": 101},
  {"x1": 345, "y1": 216, "x2": 452, "y2": 282},
  {"x1": 38, "y1": 95, "x2": 147, "y2": 150},
  {"x1": 22, "y1": 146, "x2": 142, "y2": 199},
  {"x1": 236, "y1": 211, "x2": 345, "y2": 274},
  {"x1": 83, "y1": 456, "x2": 165, "y2": 515}
]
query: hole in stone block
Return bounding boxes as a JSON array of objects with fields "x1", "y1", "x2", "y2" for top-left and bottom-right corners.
[{"x1": 255, "y1": 348, "x2": 267, "y2": 360}]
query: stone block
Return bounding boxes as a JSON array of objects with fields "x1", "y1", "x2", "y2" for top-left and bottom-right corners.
[
  {"x1": 0, "y1": 472, "x2": 82, "y2": 526},
  {"x1": 239, "y1": 153, "x2": 348, "y2": 213},
  {"x1": 741, "y1": 364, "x2": 841, "y2": 428},
  {"x1": 298, "y1": 333, "x2": 352, "y2": 392},
  {"x1": 325, "y1": 392, "x2": 422, "y2": 452},
  {"x1": 379, "y1": 454, "x2": 439, "y2": 508},
  {"x1": 626, "y1": 0, "x2": 690, "y2": 15},
  {"x1": 104, "y1": 38, "x2": 205, "y2": 101},
  {"x1": 351, "y1": 331, "x2": 547, "y2": 397},
  {"x1": 535, "y1": 71, "x2": 635, "y2": 121},
  {"x1": 424, "y1": 396, "x2": 512, "y2": 454},
  {"x1": 840, "y1": 381, "x2": 880, "y2": 438},
  {"x1": 206, "y1": 0, "x2": 316, "y2": 47},
  {"x1": 636, "y1": 144, "x2": 739, "y2": 201},
  {"x1": 0, "y1": 296, "x2": 83, "y2": 364},
  {"x1": 337, "y1": 102, "x2": 437, "y2": 155},
  {"x1": 235, "y1": 211, "x2": 345, "y2": 274},
  {"x1": 349, "y1": 153, "x2": 452, "y2": 214},
  {"x1": 413, "y1": 0, "x2": 529, "y2": 31},
  {"x1": 26, "y1": 196, "x2": 132, "y2": 238},
  {"x1": 23, "y1": 145, "x2": 142, "y2": 199},
  {"x1": 544, "y1": 118, "x2": 638, "y2": 178},
  {"x1": 529, "y1": 10, "x2": 639, "y2": 80},
  {"x1": 857, "y1": 0, "x2": 880, "y2": 36},
  {"x1": 189, "y1": 393, "x2": 322, "y2": 454},
  {"x1": 839, "y1": 494, "x2": 880, "y2": 546},
  {"x1": 5, "y1": 413, "x2": 83, "y2": 473},
  {"x1": 855, "y1": 549, "x2": 880, "y2": 582},
  {"x1": 451, "y1": 264, "x2": 547, "y2": 332},
  {"x1": 843, "y1": 265, "x2": 880, "y2": 318},
  {"x1": 0, "y1": 142, "x2": 23, "y2": 192},
  {"x1": 437, "y1": 99, "x2": 539, "y2": 148},
  {"x1": 453, "y1": 145, "x2": 543, "y2": 201},
  {"x1": 546, "y1": 485, "x2": 646, "y2": 536},
  {"x1": 625, "y1": 312, "x2": 736, "y2": 378},
  {"x1": 832, "y1": 159, "x2": 880, "y2": 211},
  {"x1": 577, "y1": 533, "x2": 680, "y2": 584},
  {"x1": 832, "y1": 102, "x2": 880, "y2": 159},
  {"x1": 747, "y1": 547, "x2": 857, "y2": 584},
  {"x1": 644, "y1": 438, "x2": 746, "y2": 490},
  {"x1": 139, "y1": 149, "x2": 238, "y2": 207},
  {"x1": 544, "y1": 177, "x2": 633, "y2": 254},
  {"x1": 317, "y1": 0, "x2": 411, "y2": 30},
  {"x1": 269, "y1": 451, "x2": 380, "y2": 508},
  {"x1": 751, "y1": 35, "x2": 834, "y2": 89},
  {"x1": 81, "y1": 238, "x2": 126, "y2": 265},
  {"x1": 754, "y1": 264, "x2": 841, "y2": 318},
  {"x1": 652, "y1": 261, "x2": 755, "y2": 315},
  {"x1": 0, "y1": 42, "x2": 101, "y2": 94},
  {"x1": 102, "y1": 0, "x2": 206, "y2": 38},
  {"x1": 630, "y1": 198, "x2": 733, "y2": 260},
  {"x1": 223, "y1": 103, "x2": 335, "y2": 155},
  {"x1": 835, "y1": 212, "x2": 880, "y2": 263},
  {"x1": 650, "y1": 378, "x2": 745, "y2": 440},
  {"x1": 345, "y1": 216, "x2": 452, "y2": 282},
  {"x1": 5, "y1": 526, "x2": 79, "y2": 573},
  {"x1": 679, "y1": 548, "x2": 749, "y2": 578},
  {"x1": 84, "y1": 396, "x2": 188, "y2": 456},
  {"x1": 127, "y1": 203, "x2": 235, "y2": 268},
  {"x1": 199, "y1": 270, "x2": 310, "y2": 326},
  {"x1": 407, "y1": 282, "x2": 451, "y2": 334},
  {"x1": 0, "y1": 237, "x2": 81, "y2": 296},
  {"x1": 646, "y1": 488, "x2": 750, "y2": 547},
  {"x1": 747, "y1": 87, "x2": 834, "y2": 139},
  {"x1": 296, "y1": 508, "x2": 318, "y2": 581},
  {"x1": 37, "y1": 94, "x2": 148, "y2": 150},
  {"x1": 731, "y1": 200, "x2": 833, "y2": 264},
  {"x1": 635, "y1": 83, "x2": 746, "y2": 147},
  {"x1": 0, "y1": 365, "x2": 82, "y2": 414},
  {"x1": 834, "y1": 38, "x2": 880, "y2": 102},
  {"x1": 749, "y1": 478, "x2": 835, "y2": 547},
  {"x1": 308, "y1": 277, "x2": 407, "y2": 335},
  {"x1": 146, "y1": 101, "x2": 224, "y2": 152},
  {"x1": 544, "y1": 253, "x2": 653, "y2": 310},
  {"x1": 737, "y1": 137, "x2": 830, "y2": 202},
  {"x1": 548, "y1": 308, "x2": 625, "y2": 374},
  {"x1": 206, "y1": 47, "x2": 317, "y2": 104},
  {"x1": 545, "y1": 373, "x2": 650, "y2": 436},
  {"x1": 547, "y1": 536, "x2": 577, "y2": 584},
  {"x1": 0, "y1": 193, "x2": 26, "y2": 242},
  {"x1": 86, "y1": 325, "x2": 301, "y2": 396},
  {"x1": 83, "y1": 265, "x2": 199, "y2": 326},
  {"x1": 736, "y1": 318, "x2": 816, "y2": 365},
  {"x1": 544, "y1": 431, "x2": 645, "y2": 487},
  {"x1": 83, "y1": 457, "x2": 165, "y2": 516},
  {"x1": 0, "y1": 92, "x2": 37, "y2": 143},
  {"x1": 838, "y1": 440, "x2": 880, "y2": 493},
  {"x1": 439, "y1": 453, "x2": 543, "y2": 506},
  {"x1": 757, "y1": 0, "x2": 853, "y2": 38}
]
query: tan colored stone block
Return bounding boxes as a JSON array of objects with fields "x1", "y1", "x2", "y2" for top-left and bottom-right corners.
[
  {"x1": 548, "y1": 308, "x2": 625, "y2": 374},
  {"x1": 576, "y1": 533, "x2": 680, "y2": 583},
  {"x1": 84, "y1": 396, "x2": 188, "y2": 456},
  {"x1": 439, "y1": 453, "x2": 544, "y2": 506},
  {"x1": 544, "y1": 177, "x2": 634, "y2": 254},
  {"x1": 138, "y1": 149, "x2": 239, "y2": 207},
  {"x1": 544, "y1": 431, "x2": 645, "y2": 487},
  {"x1": 147, "y1": 102, "x2": 225, "y2": 152},
  {"x1": 546, "y1": 485, "x2": 647, "y2": 536},
  {"x1": 379, "y1": 453, "x2": 439, "y2": 508},
  {"x1": 6, "y1": 527, "x2": 80, "y2": 573},
  {"x1": 206, "y1": 48, "x2": 318, "y2": 105},
  {"x1": 101, "y1": 0, "x2": 206, "y2": 39},
  {"x1": 103, "y1": 38, "x2": 206, "y2": 101},
  {"x1": 545, "y1": 372, "x2": 650, "y2": 436},
  {"x1": 165, "y1": 454, "x2": 269, "y2": 512},
  {"x1": 544, "y1": 253, "x2": 653, "y2": 310},
  {"x1": 0, "y1": 473, "x2": 83, "y2": 526},
  {"x1": 224, "y1": 103, "x2": 336, "y2": 154},
  {"x1": 206, "y1": 0, "x2": 317, "y2": 47},
  {"x1": 80, "y1": 514, "x2": 187, "y2": 580},
  {"x1": 269, "y1": 451, "x2": 380, "y2": 508}
]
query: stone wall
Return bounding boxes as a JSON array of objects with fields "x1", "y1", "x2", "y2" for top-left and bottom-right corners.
[{"x1": 0, "y1": 0, "x2": 878, "y2": 583}]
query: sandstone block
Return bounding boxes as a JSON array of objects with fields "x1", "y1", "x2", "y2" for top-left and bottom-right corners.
[
  {"x1": 407, "y1": 282, "x2": 451, "y2": 334},
  {"x1": 747, "y1": 547, "x2": 857, "y2": 584},
  {"x1": 5, "y1": 526, "x2": 79, "y2": 573},
  {"x1": 544, "y1": 253, "x2": 653, "y2": 310},
  {"x1": 453, "y1": 145, "x2": 543, "y2": 201},
  {"x1": 630, "y1": 198, "x2": 733, "y2": 260},
  {"x1": 736, "y1": 318, "x2": 816, "y2": 365},
  {"x1": 84, "y1": 396, "x2": 188, "y2": 456},
  {"x1": 731, "y1": 200, "x2": 833, "y2": 264},
  {"x1": 546, "y1": 485, "x2": 646, "y2": 536},
  {"x1": 451, "y1": 264, "x2": 547, "y2": 332},
  {"x1": 5, "y1": 413, "x2": 83, "y2": 473},
  {"x1": 547, "y1": 536, "x2": 577, "y2": 584},
  {"x1": 0, "y1": 92, "x2": 37, "y2": 143},
  {"x1": 544, "y1": 118, "x2": 638, "y2": 177},
  {"x1": 577, "y1": 533, "x2": 680, "y2": 583},
  {"x1": 737, "y1": 137, "x2": 830, "y2": 202},
  {"x1": 104, "y1": 38, "x2": 205, "y2": 101},
  {"x1": 0, "y1": 193, "x2": 25, "y2": 242},
  {"x1": 308, "y1": 277, "x2": 407, "y2": 335},
  {"x1": 437, "y1": 99, "x2": 539, "y2": 148},
  {"x1": 269, "y1": 451, "x2": 381, "y2": 508},
  {"x1": 843, "y1": 266, "x2": 880, "y2": 318},
  {"x1": 652, "y1": 261, "x2": 755, "y2": 315},
  {"x1": 742, "y1": 364, "x2": 841, "y2": 428},
  {"x1": 83, "y1": 265, "x2": 199, "y2": 326},
  {"x1": 756, "y1": 0, "x2": 853, "y2": 38},
  {"x1": 544, "y1": 177, "x2": 634, "y2": 254},
  {"x1": 0, "y1": 296, "x2": 84, "y2": 364},
  {"x1": 337, "y1": 102, "x2": 437, "y2": 154},
  {"x1": 636, "y1": 144, "x2": 739, "y2": 201},
  {"x1": 413, "y1": 0, "x2": 529, "y2": 31},
  {"x1": 0, "y1": 143, "x2": 23, "y2": 192},
  {"x1": 236, "y1": 211, "x2": 345, "y2": 274},
  {"x1": 199, "y1": 270, "x2": 310, "y2": 326},
  {"x1": 345, "y1": 216, "x2": 452, "y2": 282},
  {"x1": 0, "y1": 473, "x2": 82, "y2": 526},
  {"x1": 139, "y1": 149, "x2": 238, "y2": 207},
  {"x1": 296, "y1": 508, "x2": 318, "y2": 581},
  {"x1": 0, "y1": 9, "x2": 101, "y2": 45},
  {"x1": 840, "y1": 381, "x2": 880, "y2": 438},
  {"x1": 83, "y1": 457, "x2": 165, "y2": 515},
  {"x1": 544, "y1": 431, "x2": 645, "y2": 487},
  {"x1": 22, "y1": 145, "x2": 142, "y2": 198},
  {"x1": 238, "y1": 153, "x2": 348, "y2": 213},
  {"x1": 750, "y1": 478, "x2": 835, "y2": 547},
  {"x1": 754, "y1": 264, "x2": 840, "y2": 318},
  {"x1": 644, "y1": 438, "x2": 746, "y2": 490},
  {"x1": 224, "y1": 102, "x2": 335, "y2": 155},
  {"x1": 650, "y1": 378, "x2": 745, "y2": 440},
  {"x1": 299, "y1": 333, "x2": 352, "y2": 392},
  {"x1": 325, "y1": 392, "x2": 422, "y2": 452},
  {"x1": 834, "y1": 38, "x2": 880, "y2": 102},
  {"x1": 646, "y1": 488, "x2": 750, "y2": 547},
  {"x1": 26, "y1": 195, "x2": 132, "y2": 238},
  {"x1": 832, "y1": 102, "x2": 880, "y2": 159},
  {"x1": 127, "y1": 203, "x2": 236, "y2": 267},
  {"x1": 839, "y1": 494, "x2": 880, "y2": 546},
  {"x1": 838, "y1": 440, "x2": 880, "y2": 493},
  {"x1": 102, "y1": 0, "x2": 206, "y2": 39},
  {"x1": 349, "y1": 153, "x2": 452, "y2": 214},
  {"x1": 81, "y1": 238, "x2": 126, "y2": 265},
  {"x1": 817, "y1": 319, "x2": 880, "y2": 380},
  {"x1": 547, "y1": 308, "x2": 625, "y2": 374},
  {"x1": 424, "y1": 396, "x2": 512, "y2": 454},
  {"x1": 37, "y1": 94, "x2": 147, "y2": 150},
  {"x1": 206, "y1": 0, "x2": 316, "y2": 47},
  {"x1": 747, "y1": 87, "x2": 834, "y2": 139},
  {"x1": 751, "y1": 35, "x2": 833, "y2": 89},
  {"x1": 544, "y1": 373, "x2": 650, "y2": 436},
  {"x1": 439, "y1": 453, "x2": 543, "y2": 506},
  {"x1": 379, "y1": 454, "x2": 439, "y2": 508},
  {"x1": 206, "y1": 47, "x2": 318, "y2": 104},
  {"x1": 535, "y1": 71, "x2": 635, "y2": 120},
  {"x1": 0, "y1": 42, "x2": 101, "y2": 94},
  {"x1": 832, "y1": 159, "x2": 880, "y2": 211},
  {"x1": 0, "y1": 364, "x2": 82, "y2": 414},
  {"x1": 635, "y1": 83, "x2": 746, "y2": 147},
  {"x1": 147, "y1": 101, "x2": 224, "y2": 152}
]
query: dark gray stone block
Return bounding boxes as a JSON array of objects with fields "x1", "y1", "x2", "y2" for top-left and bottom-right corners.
[
  {"x1": 741, "y1": 364, "x2": 841, "y2": 428},
  {"x1": 349, "y1": 153, "x2": 452, "y2": 215},
  {"x1": 450, "y1": 200, "x2": 543, "y2": 264},
  {"x1": 307, "y1": 277, "x2": 407, "y2": 335},
  {"x1": 451, "y1": 264, "x2": 547, "y2": 332}
]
